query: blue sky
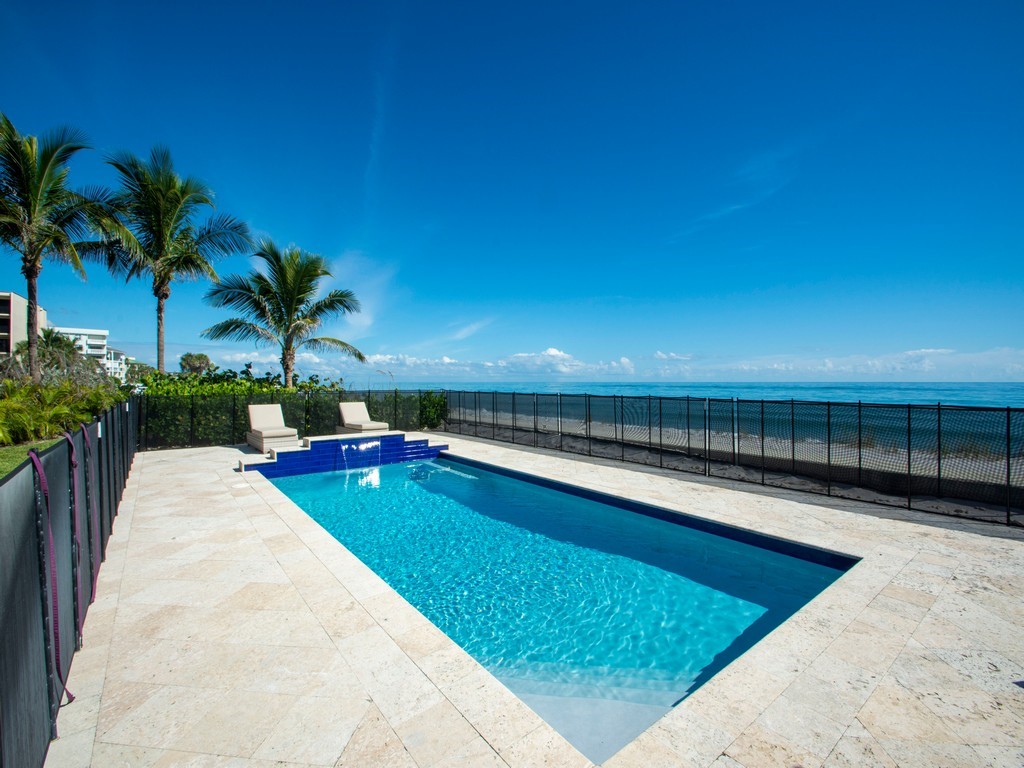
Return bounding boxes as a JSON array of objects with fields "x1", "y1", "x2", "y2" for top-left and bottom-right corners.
[{"x1": 2, "y1": 1, "x2": 1022, "y2": 385}]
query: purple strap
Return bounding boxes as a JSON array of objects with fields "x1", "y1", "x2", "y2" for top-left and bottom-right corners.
[
  {"x1": 62, "y1": 432, "x2": 85, "y2": 645},
  {"x1": 81, "y1": 424, "x2": 101, "y2": 595},
  {"x1": 28, "y1": 450, "x2": 76, "y2": 713}
]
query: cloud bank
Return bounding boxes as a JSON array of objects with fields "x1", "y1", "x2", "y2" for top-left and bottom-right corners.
[{"x1": 203, "y1": 345, "x2": 1024, "y2": 384}]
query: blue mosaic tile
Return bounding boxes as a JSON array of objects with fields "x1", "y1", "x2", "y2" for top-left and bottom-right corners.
[{"x1": 245, "y1": 435, "x2": 447, "y2": 479}]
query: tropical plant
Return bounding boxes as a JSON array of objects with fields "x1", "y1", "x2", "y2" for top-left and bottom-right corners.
[
  {"x1": 1, "y1": 327, "x2": 107, "y2": 385},
  {"x1": 106, "y1": 146, "x2": 250, "y2": 373},
  {"x1": 0, "y1": 113, "x2": 120, "y2": 383},
  {"x1": 179, "y1": 351, "x2": 216, "y2": 374},
  {"x1": 126, "y1": 360, "x2": 156, "y2": 383},
  {"x1": 201, "y1": 240, "x2": 366, "y2": 387},
  {"x1": 0, "y1": 379, "x2": 123, "y2": 446}
]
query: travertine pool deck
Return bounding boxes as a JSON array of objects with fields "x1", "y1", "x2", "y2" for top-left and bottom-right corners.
[{"x1": 45, "y1": 435, "x2": 1024, "y2": 767}]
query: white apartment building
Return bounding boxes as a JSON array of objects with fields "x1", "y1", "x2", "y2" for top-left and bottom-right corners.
[
  {"x1": 0, "y1": 290, "x2": 48, "y2": 356},
  {"x1": 104, "y1": 348, "x2": 134, "y2": 382},
  {"x1": 51, "y1": 326, "x2": 135, "y2": 383}
]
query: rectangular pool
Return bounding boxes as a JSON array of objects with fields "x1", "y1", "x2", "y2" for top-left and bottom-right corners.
[{"x1": 270, "y1": 456, "x2": 856, "y2": 763}]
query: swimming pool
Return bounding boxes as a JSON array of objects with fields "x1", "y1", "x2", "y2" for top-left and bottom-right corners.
[{"x1": 270, "y1": 456, "x2": 855, "y2": 762}]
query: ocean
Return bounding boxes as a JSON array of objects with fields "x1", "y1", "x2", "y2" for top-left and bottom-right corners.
[{"x1": 390, "y1": 382, "x2": 1024, "y2": 409}]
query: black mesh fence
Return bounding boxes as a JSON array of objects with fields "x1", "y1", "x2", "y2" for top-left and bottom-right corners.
[
  {"x1": 0, "y1": 399, "x2": 137, "y2": 768},
  {"x1": 440, "y1": 391, "x2": 1023, "y2": 527},
  {"x1": 139, "y1": 390, "x2": 449, "y2": 450}
]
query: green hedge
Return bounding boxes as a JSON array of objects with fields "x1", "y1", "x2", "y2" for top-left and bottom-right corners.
[{"x1": 139, "y1": 389, "x2": 448, "y2": 449}]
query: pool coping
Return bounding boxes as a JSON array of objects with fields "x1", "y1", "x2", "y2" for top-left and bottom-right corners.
[{"x1": 43, "y1": 435, "x2": 1024, "y2": 767}]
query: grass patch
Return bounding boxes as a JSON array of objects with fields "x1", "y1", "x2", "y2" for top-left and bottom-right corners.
[{"x1": 0, "y1": 439, "x2": 60, "y2": 480}]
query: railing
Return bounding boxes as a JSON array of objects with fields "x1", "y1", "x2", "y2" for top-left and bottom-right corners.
[
  {"x1": 137, "y1": 389, "x2": 446, "y2": 450},
  {"x1": 441, "y1": 391, "x2": 1024, "y2": 527},
  {"x1": 0, "y1": 399, "x2": 137, "y2": 768}
]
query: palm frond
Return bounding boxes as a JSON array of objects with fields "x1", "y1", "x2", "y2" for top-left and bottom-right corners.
[
  {"x1": 300, "y1": 337, "x2": 367, "y2": 362},
  {"x1": 201, "y1": 318, "x2": 280, "y2": 346},
  {"x1": 203, "y1": 239, "x2": 368, "y2": 379}
]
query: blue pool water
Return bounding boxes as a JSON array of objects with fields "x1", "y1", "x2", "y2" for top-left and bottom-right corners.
[{"x1": 272, "y1": 458, "x2": 853, "y2": 762}]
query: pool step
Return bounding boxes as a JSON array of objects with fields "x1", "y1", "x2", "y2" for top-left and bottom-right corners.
[
  {"x1": 486, "y1": 658, "x2": 697, "y2": 706},
  {"x1": 241, "y1": 433, "x2": 449, "y2": 479}
]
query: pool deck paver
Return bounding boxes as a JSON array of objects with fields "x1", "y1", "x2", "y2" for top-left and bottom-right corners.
[{"x1": 43, "y1": 435, "x2": 1024, "y2": 767}]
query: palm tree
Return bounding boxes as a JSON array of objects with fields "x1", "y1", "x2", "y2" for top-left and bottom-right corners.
[
  {"x1": 107, "y1": 146, "x2": 250, "y2": 372},
  {"x1": 202, "y1": 240, "x2": 366, "y2": 387},
  {"x1": 0, "y1": 113, "x2": 118, "y2": 383}
]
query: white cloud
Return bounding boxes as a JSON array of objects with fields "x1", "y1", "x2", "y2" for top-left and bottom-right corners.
[
  {"x1": 209, "y1": 344, "x2": 1024, "y2": 385},
  {"x1": 221, "y1": 350, "x2": 280, "y2": 364}
]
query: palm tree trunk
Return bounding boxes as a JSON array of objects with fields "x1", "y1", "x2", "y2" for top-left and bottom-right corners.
[
  {"x1": 156, "y1": 292, "x2": 166, "y2": 373},
  {"x1": 154, "y1": 282, "x2": 172, "y2": 373},
  {"x1": 281, "y1": 347, "x2": 295, "y2": 388},
  {"x1": 23, "y1": 261, "x2": 42, "y2": 384}
]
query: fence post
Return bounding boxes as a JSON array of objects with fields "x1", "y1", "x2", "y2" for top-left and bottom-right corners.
[
  {"x1": 827, "y1": 402, "x2": 832, "y2": 496},
  {"x1": 394, "y1": 388, "x2": 399, "y2": 430},
  {"x1": 647, "y1": 395, "x2": 653, "y2": 459},
  {"x1": 686, "y1": 396, "x2": 691, "y2": 456},
  {"x1": 760, "y1": 399, "x2": 765, "y2": 485},
  {"x1": 658, "y1": 397, "x2": 664, "y2": 468},
  {"x1": 31, "y1": 461, "x2": 60, "y2": 738},
  {"x1": 491, "y1": 392, "x2": 497, "y2": 440},
  {"x1": 731, "y1": 399, "x2": 737, "y2": 465},
  {"x1": 189, "y1": 394, "x2": 196, "y2": 448},
  {"x1": 907, "y1": 404, "x2": 913, "y2": 510},
  {"x1": 533, "y1": 393, "x2": 538, "y2": 447},
  {"x1": 858, "y1": 401, "x2": 863, "y2": 487},
  {"x1": 936, "y1": 403, "x2": 942, "y2": 499},
  {"x1": 304, "y1": 391, "x2": 311, "y2": 436},
  {"x1": 558, "y1": 393, "x2": 563, "y2": 451},
  {"x1": 511, "y1": 392, "x2": 516, "y2": 444},
  {"x1": 703, "y1": 399, "x2": 709, "y2": 476},
  {"x1": 618, "y1": 397, "x2": 626, "y2": 462},
  {"x1": 586, "y1": 394, "x2": 592, "y2": 456},
  {"x1": 1008, "y1": 407, "x2": 1013, "y2": 525},
  {"x1": 790, "y1": 399, "x2": 796, "y2": 474}
]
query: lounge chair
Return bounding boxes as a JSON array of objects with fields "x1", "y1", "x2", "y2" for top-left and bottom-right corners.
[
  {"x1": 246, "y1": 404, "x2": 299, "y2": 452},
  {"x1": 336, "y1": 401, "x2": 389, "y2": 433}
]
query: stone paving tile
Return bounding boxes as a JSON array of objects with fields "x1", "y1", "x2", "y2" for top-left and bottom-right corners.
[{"x1": 44, "y1": 439, "x2": 1024, "y2": 767}]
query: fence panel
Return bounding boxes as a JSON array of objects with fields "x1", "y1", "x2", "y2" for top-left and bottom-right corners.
[
  {"x1": 853, "y1": 404, "x2": 909, "y2": 501},
  {"x1": 308, "y1": 391, "x2": 342, "y2": 436},
  {"x1": 793, "y1": 402, "x2": 829, "y2": 484},
  {"x1": 0, "y1": 400, "x2": 138, "y2": 768},
  {"x1": 536, "y1": 395, "x2": 560, "y2": 449},
  {"x1": 128, "y1": 388, "x2": 1022, "y2": 527},
  {"x1": 189, "y1": 395, "x2": 235, "y2": 447},
  {"x1": 588, "y1": 396, "x2": 619, "y2": 459},
  {"x1": 1012, "y1": 409, "x2": 1024, "y2": 524},
  {"x1": 0, "y1": 464, "x2": 51, "y2": 768},
  {"x1": 620, "y1": 396, "x2": 658, "y2": 466},
  {"x1": 735, "y1": 400, "x2": 764, "y2": 475},
  {"x1": 707, "y1": 399, "x2": 734, "y2": 466},
  {"x1": 512, "y1": 393, "x2": 536, "y2": 445},
  {"x1": 828, "y1": 403, "x2": 861, "y2": 488},
  {"x1": 938, "y1": 406, "x2": 1011, "y2": 511},
  {"x1": 559, "y1": 395, "x2": 588, "y2": 455},
  {"x1": 909, "y1": 406, "x2": 940, "y2": 499},
  {"x1": 494, "y1": 392, "x2": 515, "y2": 443}
]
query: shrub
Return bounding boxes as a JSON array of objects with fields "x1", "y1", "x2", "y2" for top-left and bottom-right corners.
[{"x1": 0, "y1": 380, "x2": 125, "y2": 446}]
